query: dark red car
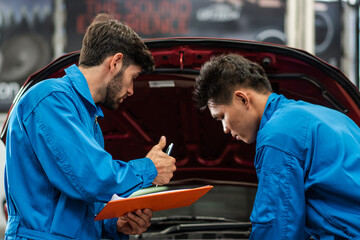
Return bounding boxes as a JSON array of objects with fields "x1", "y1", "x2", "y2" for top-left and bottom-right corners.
[{"x1": 1, "y1": 38, "x2": 360, "y2": 239}]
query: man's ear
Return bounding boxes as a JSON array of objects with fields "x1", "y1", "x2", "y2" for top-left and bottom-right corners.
[
  {"x1": 234, "y1": 90, "x2": 249, "y2": 106},
  {"x1": 109, "y1": 53, "x2": 123, "y2": 72}
]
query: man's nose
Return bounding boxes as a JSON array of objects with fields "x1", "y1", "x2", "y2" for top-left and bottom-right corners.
[
  {"x1": 222, "y1": 122, "x2": 230, "y2": 134},
  {"x1": 127, "y1": 85, "x2": 134, "y2": 96}
]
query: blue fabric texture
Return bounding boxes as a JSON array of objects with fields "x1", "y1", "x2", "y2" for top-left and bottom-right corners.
[
  {"x1": 4, "y1": 64, "x2": 157, "y2": 239},
  {"x1": 250, "y1": 93, "x2": 360, "y2": 239}
]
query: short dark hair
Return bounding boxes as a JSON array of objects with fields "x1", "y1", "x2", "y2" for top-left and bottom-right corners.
[
  {"x1": 193, "y1": 54, "x2": 273, "y2": 109},
  {"x1": 79, "y1": 13, "x2": 154, "y2": 72}
]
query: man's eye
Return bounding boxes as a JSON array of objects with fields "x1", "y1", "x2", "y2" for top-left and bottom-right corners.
[{"x1": 133, "y1": 75, "x2": 140, "y2": 80}]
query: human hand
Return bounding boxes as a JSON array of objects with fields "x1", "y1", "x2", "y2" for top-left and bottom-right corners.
[
  {"x1": 146, "y1": 136, "x2": 176, "y2": 185},
  {"x1": 116, "y1": 209, "x2": 153, "y2": 235}
]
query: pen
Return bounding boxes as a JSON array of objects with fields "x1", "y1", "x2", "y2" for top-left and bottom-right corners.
[
  {"x1": 156, "y1": 143, "x2": 174, "y2": 187},
  {"x1": 166, "y1": 143, "x2": 174, "y2": 155}
]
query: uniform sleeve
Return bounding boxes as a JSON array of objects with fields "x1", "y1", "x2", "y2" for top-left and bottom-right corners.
[
  {"x1": 250, "y1": 146, "x2": 306, "y2": 240},
  {"x1": 101, "y1": 218, "x2": 129, "y2": 240},
  {"x1": 23, "y1": 91, "x2": 157, "y2": 202}
]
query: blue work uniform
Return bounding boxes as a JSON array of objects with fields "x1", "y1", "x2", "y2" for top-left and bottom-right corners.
[
  {"x1": 250, "y1": 93, "x2": 360, "y2": 239},
  {"x1": 4, "y1": 64, "x2": 157, "y2": 239}
]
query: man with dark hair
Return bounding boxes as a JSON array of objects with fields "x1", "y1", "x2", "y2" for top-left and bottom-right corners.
[
  {"x1": 4, "y1": 14, "x2": 176, "y2": 239},
  {"x1": 193, "y1": 54, "x2": 360, "y2": 239}
]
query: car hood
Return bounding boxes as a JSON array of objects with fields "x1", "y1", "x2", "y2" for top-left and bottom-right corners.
[{"x1": 1, "y1": 38, "x2": 360, "y2": 186}]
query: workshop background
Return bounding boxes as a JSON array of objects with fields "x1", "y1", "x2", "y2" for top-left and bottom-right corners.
[{"x1": 0, "y1": 0, "x2": 359, "y2": 237}]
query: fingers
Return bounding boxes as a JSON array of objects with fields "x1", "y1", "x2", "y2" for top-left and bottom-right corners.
[
  {"x1": 125, "y1": 209, "x2": 152, "y2": 233},
  {"x1": 157, "y1": 136, "x2": 166, "y2": 150},
  {"x1": 146, "y1": 136, "x2": 176, "y2": 185},
  {"x1": 116, "y1": 209, "x2": 152, "y2": 235},
  {"x1": 152, "y1": 155, "x2": 176, "y2": 185},
  {"x1": 142, "y1": 208, "x2": 153, "y2": 219},
  {"x1": 145, "y1": 136, "x2": 166, "y2": 160}
]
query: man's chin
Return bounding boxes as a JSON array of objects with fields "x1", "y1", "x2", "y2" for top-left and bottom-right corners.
[
  {"x1": 101, "y1": 102, "x2": 118, "y2": 110},
  {"x1": 238, "y1": 136, "x2": 255, "y2": 144},
  {"x1": 103, "y1": 98, "x2": 127, "y2": 110}
]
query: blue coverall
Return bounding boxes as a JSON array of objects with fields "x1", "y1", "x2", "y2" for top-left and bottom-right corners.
[
  {"x1": 5, "y1": 64, "x2": 157, "y2": 239},
  {"x1": 250, "y1": 93, "x2": 360, "y2": 239}
]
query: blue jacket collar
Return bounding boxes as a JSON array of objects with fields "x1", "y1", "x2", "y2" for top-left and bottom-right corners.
[
  {"x1": 65, "y1": 64, "x2": 104, "y2": 118},
  {"x1": 259, "y1": 93, "x2": 283, "y2": 130}
]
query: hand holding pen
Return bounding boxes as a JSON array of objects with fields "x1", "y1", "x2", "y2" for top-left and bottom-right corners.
[
  {"x1": 155, "y1": 143, "x2": 174, "y2": 187},
  {"x1": 146, "y1": 136, "x2": 176, "y2": 186}
]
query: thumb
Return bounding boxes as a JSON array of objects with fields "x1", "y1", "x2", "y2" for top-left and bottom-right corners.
[{"x1": 157, "y1": 136, "x2": 166, "y2": 150}]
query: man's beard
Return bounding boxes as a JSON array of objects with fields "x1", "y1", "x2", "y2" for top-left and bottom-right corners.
[{"x1": 102, "y1": 68, "x2": 125, "y2": 110}]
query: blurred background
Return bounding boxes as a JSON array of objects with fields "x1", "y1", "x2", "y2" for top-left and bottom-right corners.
[{"x1": 0, "y1": 0, "x2": 359, "y2": 237}]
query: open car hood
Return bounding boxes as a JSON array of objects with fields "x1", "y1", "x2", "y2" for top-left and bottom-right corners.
[{"x1": 1, "y1": 38, "x2": 360, "y2": 186}]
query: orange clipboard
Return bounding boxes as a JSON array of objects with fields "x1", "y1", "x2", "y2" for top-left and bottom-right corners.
[{"x1": 95, "y1": 185, "x2": 213, "y2": 221}]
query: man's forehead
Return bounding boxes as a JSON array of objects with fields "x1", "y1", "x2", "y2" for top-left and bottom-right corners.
[
  {"x1": 207, "y1": 100, "x2": 224, "y2": 112},
  {"x1": 207, "y1": 100, "x2": 219, "y2": 110},
  {"x1": 126, "y1": 64, "x2": 142, "y2": 74},
  {"x1": 207, "y1": 98, "x2": 221, "y2": 107},
  {"x1": 207, "y1": 98, "x2": 232, "y2": 108}
]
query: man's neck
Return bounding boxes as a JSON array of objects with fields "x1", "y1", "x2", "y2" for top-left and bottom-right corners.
[
  {"x1": 253, "y1": 91, "x2": 272, "y2": 121},
  {"x1": 78, "y1": 64, "x2": 109, "y2": 104}
]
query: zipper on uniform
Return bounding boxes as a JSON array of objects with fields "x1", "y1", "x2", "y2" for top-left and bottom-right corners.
[{"x1": 93, "y1": 115, "x2": 98, "y2": 134}]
